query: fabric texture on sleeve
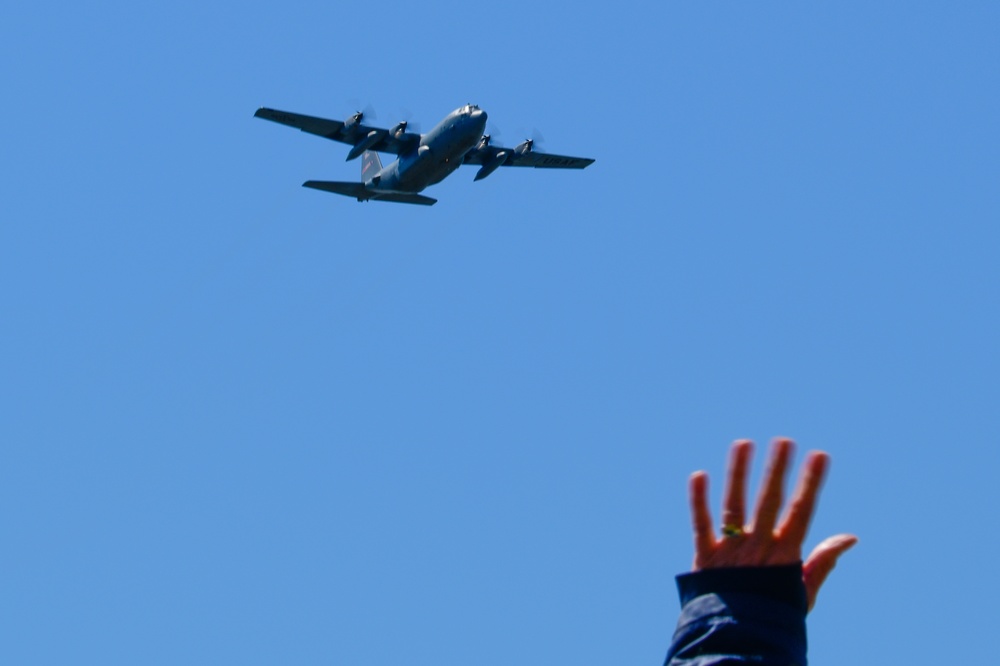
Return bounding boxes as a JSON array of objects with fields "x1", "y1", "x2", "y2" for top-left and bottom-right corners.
[{"x1": 664, "y1": 563, "x2": 808, "y2": 666}]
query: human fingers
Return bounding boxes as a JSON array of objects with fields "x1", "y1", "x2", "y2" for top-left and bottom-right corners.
[
  {"x1": 803, "y1": 534, "x2": 859, "y2": 611},
  {"x1": 721, "y1": 440, "x2": 753, "y2": 532},
  {"x1": 689, "y1": 471, "x2": 716, "y2": 568},
  {"x1": 749, "y1": 438, "x2": 793, "y2": 535},
  {"x1": 777, "y1": 451, "x2": 829, "y2": 545}
]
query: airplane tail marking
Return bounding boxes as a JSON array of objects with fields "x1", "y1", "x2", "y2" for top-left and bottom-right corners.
[{"x1": 361, "y1": 150, "x2": 382, "y2": 184}]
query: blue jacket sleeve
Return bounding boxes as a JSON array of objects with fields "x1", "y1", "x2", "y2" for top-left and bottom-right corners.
[{"x1": 664, "y1": 563, "x2": 808, "y2": 666}]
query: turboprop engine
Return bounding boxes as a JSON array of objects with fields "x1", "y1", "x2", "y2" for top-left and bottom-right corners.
[
  {"x1": 474, "y1": 150, "x2": 510, "y2": 181},
  {"x1": 346, "y1": 130, "x2": 381, "y2": 161}
]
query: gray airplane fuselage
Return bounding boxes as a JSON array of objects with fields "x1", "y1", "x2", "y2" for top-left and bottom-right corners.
[{"x1": 369, "y1": 105, "x2": 487, "y2": 194}]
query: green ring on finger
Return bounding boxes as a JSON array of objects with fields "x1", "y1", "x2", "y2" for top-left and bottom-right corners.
[{"x1": 721, "y1": 524, "x2": 745, "y2": 538}]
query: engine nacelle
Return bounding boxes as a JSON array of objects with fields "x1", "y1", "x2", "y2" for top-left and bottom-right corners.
[
  {"x1": 342, "y1": 111, "x2": 363, "y2": 135},
  {"x1": 474, "y1": 150, "x2": 509, "y2": 181},
  {"x1": 346, "y1": 130, "x2": 381, "y2": 161}
]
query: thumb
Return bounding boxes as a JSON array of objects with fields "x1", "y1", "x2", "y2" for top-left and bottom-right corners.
[{"x1": 803, "y1": 533, "x2": 858, "y2": 612}]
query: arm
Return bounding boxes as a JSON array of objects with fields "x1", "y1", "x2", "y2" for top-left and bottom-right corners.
[{"x1": 664, "y1": 439, "x2": 858, "y2": 666}]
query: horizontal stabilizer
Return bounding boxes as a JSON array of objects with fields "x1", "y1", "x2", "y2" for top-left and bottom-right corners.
[
  {"x1": 303, "y1": 181, "x2": 437, "y2": 206},
  {"x1": 303, "y1": 180, "x2": 369, "y2": 199}
]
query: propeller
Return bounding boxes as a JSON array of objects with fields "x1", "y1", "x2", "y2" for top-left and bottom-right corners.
[
  {"x1": 385, "y1": 107, "x2": 423, "y2": 141},
  {"x1": 346, "y1": 98, "x2": 377, "y2": 119},
  {"x1": 521, "y1": 127, "x2": 545, "y2": 148},
  {"x1": 390, "y1": 119, "x2": 422, "y2": 140},
  {"x1": 339, "y1": 101, "x2": 377, "y2": 139},
  {"x1": 344, "y1": 100, "x2": 378, "y2": 130},
  {"x1": 512, "y1": 127, "x2": 546, "y2": 155},
  {"x1": 396, "y1": 107, "x2": 422, "y2": 134},
  {"x1": 481, "y1": 122, "x2": 504, "y2": 147}
]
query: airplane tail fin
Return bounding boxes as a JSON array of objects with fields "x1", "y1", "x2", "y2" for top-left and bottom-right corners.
[{"x1": 361, "y1": 150, "x2": 382, "y2": 184}]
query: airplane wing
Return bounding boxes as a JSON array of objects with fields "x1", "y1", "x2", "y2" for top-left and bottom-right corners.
[
  {"x1": 254, "y1": 107, "x2": 419, "y2": 156},
  {"x1": 462, "y1": 143, "x2": 594, "y2": 169},
  {"x1": 507, "y1": 152, "x2": 594, "y2": 169}
]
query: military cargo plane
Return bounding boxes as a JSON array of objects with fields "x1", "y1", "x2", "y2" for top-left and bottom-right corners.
[{"x1": 254, "y1": 104, "x2": 594, "y2": 206}]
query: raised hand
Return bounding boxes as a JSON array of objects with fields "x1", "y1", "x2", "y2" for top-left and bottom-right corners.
[{"x1": 688, "y1": 439, "x2": 858, "y2": 611}]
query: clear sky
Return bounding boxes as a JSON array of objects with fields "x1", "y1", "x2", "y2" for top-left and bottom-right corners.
[{"x1": 2, "y1": 2, "x2": 998, "y2": 664}]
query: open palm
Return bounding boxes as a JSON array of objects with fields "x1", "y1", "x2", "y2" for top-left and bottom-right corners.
[{"x1": 688, "y1": 439, "x2": 858, "y2": 611}]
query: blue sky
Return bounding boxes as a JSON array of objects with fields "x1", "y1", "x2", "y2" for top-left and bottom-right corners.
[{"x1": 2, "y1": 2, "x2": 998, "y2": 664}]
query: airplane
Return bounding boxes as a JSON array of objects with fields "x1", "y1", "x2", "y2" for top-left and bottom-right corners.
[{"x1": 254, "y1": 104, "x2": 595, "y2": 206}]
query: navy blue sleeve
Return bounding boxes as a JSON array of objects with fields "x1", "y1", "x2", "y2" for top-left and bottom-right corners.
[{"x1": 664, "y1": 563, "x2": 808, "y2": 666}]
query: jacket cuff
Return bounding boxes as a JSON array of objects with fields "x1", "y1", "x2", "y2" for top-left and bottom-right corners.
[{"x1": 676, "y1": 562, "x2": 807, "y2": 613}]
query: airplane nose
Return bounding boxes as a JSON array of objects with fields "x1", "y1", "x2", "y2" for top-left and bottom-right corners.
[{"x1": 472, "y1": 107, "x2": 487, "y2": 125}]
